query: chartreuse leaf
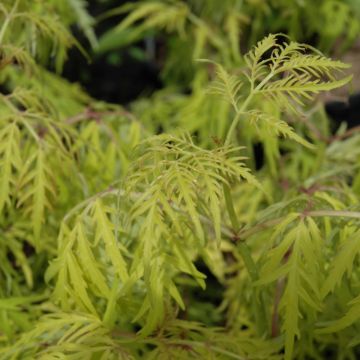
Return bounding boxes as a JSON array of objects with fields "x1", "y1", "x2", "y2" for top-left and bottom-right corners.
[
  {"x1": 1, "y1": 221, "x2": 33, "y2": 288},
  {"x1": 207, "y1": 61, "x2": 243, "y2": 110},
  {"x1": 321, "y1": 229, "x2": 360, "y2": 298},
  {"x1": 317, "y1": 229, "x2": 360, "y2": 335},
  {"x1": 113, "y1": 1, "x2": 189, "y2": 36},
  {"x1": 92, "y1": 199, "x2": 129, "y2": 283},
  {"x1": 47, "y1": 199, "x2": 130, "y2": 316},
  {"x1": 176, "y1": 170, "x2": 205, "y2": 243},
  {"x1": 257, "y1": 215, "x2": 323, "y2": 359},
  {"x1": 1, "y1": 9, "x2": 356, "y2": 357},
  {"x1": 17, "y1": 145, "x2": 57, "y2": 248},
  {"x1": 246, "y1": 110, "x2": 314, "y2": 149},
  {"x1": 45, "y1": 223, "x2": 72, "y2": 311},
  {"x1": 317, "y1": 294, "x2": 360, "y2": 334},
  {"x1": 221, "y1": 34, "x2": 352, "y2": 145},
  {"x1": 167, "y1": 279, "x2": 185, "y2": 310},
  {"x1": 225, "y1": 12, "x2": 244, "y2": 61},
  {"x1": 67, "y1": 251, "x2": 98, "y2": 316},
  {"x1": 172, "y1": 237, "x2": 206, "y2": 289},
  {"x1": 0, "y1": 45, "x2": 36, "y2": 73},
  {"x1": 244, "y1": 34, "x2": 351, "y2": 99},
  {"x1": 127, "y1": 133, "x2": 259, "y2": 246},
  {"x1": 46, "y1": 133, "x2": 259, "y2": 335},
  {"x1": 102, "y1": 275, "x2": 120, "y2": 328},
  {"x1": 0, "y1": 312, "x2": 121, "y2": 359},
  {"x1": 0, "y1": 122, "x2": 22, "y2": 214},
  {"x1": 140, "y1": 259, "x2": 165, "y2": 336},
  {"x1": 75, "y1": 219, "x2": 111, "y2": 298},
  {"x1": 72, "y1": 119, "x2": 137, "y2": 187},
  {"x1": 0, "y1": 293, "x2": 47, "y2": 339},
  {"x1": 68, "y1": 0, "x2": 97, "y2": 48},
  {"x1": 244, "y1": 34, "x2": 278, "y2": 82},
  {"x1": 260, "y1": 74, "x2": 352, "y2": 110}
]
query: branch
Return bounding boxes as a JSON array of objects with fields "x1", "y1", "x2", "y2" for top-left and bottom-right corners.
[
  {"x1": 65, "y1": 107, "x2": 139, "y2": 125},
  {"x1": 329, "y1": 125, "x2": 360, "y2": 142},
  {"x1": 305, "y1": 210, "x2": 360, "y2": 220},
  {"x1": 235, "y1": 210, "x2": 360, "y2": 243}
]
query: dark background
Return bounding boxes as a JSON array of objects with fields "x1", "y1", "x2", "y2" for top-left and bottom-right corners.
[
  {"x1": 64, "y1": 0, "x2": 360, "y2": 128},
  {"x1": 64, "y1": 0, "x2": 163, "y2": 104}
]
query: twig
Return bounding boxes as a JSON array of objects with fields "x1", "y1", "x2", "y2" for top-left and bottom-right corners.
[
  {"x1": 329, "y1": 125, "x2": 360, "y2": 142},
  {"x1": 271, "y1": 277, "x2": 285, "y2": 337},
  {"x1": 65, "y1": 107, "x2": 138, "y2": 125},
  {"x1": 235, "y1": 209, "x2": 360, "y2": 243}
]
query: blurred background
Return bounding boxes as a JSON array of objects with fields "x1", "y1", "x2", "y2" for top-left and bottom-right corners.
[
  {"x1": 64, "y1": 0, "x2": 360, "y2": 106},
  {"x1": 57, "y1": 0, "x2": 360, "y2": 182}
]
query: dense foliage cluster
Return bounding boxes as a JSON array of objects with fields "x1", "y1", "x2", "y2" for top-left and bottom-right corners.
[{"x1": 1, "y1": 1, "x2": 360, "y2": 359}]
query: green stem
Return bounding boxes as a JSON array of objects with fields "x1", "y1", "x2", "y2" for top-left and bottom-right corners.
[
  {"x1": 166, "y1": 340, "x2": 247, "y2": 360},
  {"x1": 236, "y1": 210, "x2": 360, "y2": 242},
  {"x1": 223, "y1": 183, "x2": 240, "y2": 231},
  {"x1": 306, "y1": 210, "x2": 360, "y2": 220},
  {"x1": 237, "y1": 243, "x2": 259, "y2": 281},
  {"x1": 224, "y1": 70, "x2": 276, "y2": 146},
  {"x1": 224, "y1": 93, "x2": 253, "y2": 146},
  {"x1": 222, "y1": 180, "x2": 267, "y2": 334},
  {"x1": 134, "y1": 338, "x2": 247, "y2": 360},
  {"x1": 222, "y1": 178, "x2": 260, "y2": 280},
  {"x1": 254, "y1": 71, "x2": 275, "y2": 92},
  {"x1": 63, "y1": 187, "x2": 121, "y2": 222},
  {"x1": 238, "y1": 217, "x2": 283, "y2": 240},
  {"x1": 222, "y1": 180, "x2": 259, "y2": 279},
  {"x1": 238, "y1": 241, "x2": 268, "y2": 334}
]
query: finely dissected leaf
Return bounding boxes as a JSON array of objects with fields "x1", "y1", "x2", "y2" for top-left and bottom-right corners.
[
  {"x1": 167, "y1": 279, "x2": 185, "y2": 310},
  {"x1": 17, "y1": 146, "x2": 56, "y2": 246},
  {"x1": 0, "y1": 294, "x2": 47, "y2": 340},
  {"x1": 318, "y1": 294, "x2": 360, "y2": 334},
  {"x1": 46, "y1": 133, "x2": 260, "y2": 334},
  {"x1": 75, "y1": 220, "x2": 111, "y2": 298},
  {"x1": 225, "y1": 12, "x2": 243, "y2": 61},
  {"x1": 260, "y1": 74, "x2": 353, "y2": 108},
  {"x1": 141, "y1": 260, "x2": 165, "y2": 336},
  {"x1": 1, "y1": 221, "x2": 33, "y2": 288},
  {"x1": 46, "y1": 223, "x2": 72, "y2": 311},
  {"x1": 245, "y1": 34, "x2": 278, "y2": 82},
  {"x1": 274, "y1": 53, "x2": 350, "y2": 77},
  {"x1": 0, "y1": 45, "x2": 36, "y2": 73},
  {"x1": 207, "y1": 35, "x2": 349, "y2": 156},
  {"x1": 92, "y1": 199, "x2": 129, "y2": 282},
  {"x1": 257, "y1": 217, "x2": 323, "y2": 360},
  {"x1": 207, "y1": 62, "x2": 243, "y2": 111},
  {"x1": 48, "y1": 200, "x2": 131, "y2": 316},
  {"x1": 282, "y1": 238, "x2": 300, "y2": 360},
  {"x1": 0, "y1": 312, "x2": 121, "y2": 359},
  {"x1": 1, "y1": 5, "x2": 358, "y2": 356},
  {"x1": 0, "y1": 2, "x2": 76, "y2": 72},
  {"x1": 72, "y1": 120, "x2": 132, "y2": 186},
  {"x1": 244, "y1": 34, "x2": 352, "y2": 110},
  {"x1": 127, "y1": 133, "x2": 259, "y2": 247},
  {"x1": 68, "y1": 0, "x2": 97, "y2": 48},
  {"x1": 67, "y1": 251, "x2": 98, "y2": 315},
  {"x1": 0, "y1": 122, "x2": 22, "y2": 214},
  {"x1": 115, "y1": 1, "x2": 189, "y2": 36},
  {"x1": 247, "y1": 110, "x2": 314, "y2": 149},
  {"x1": 176, "y1": 169, "x2": 205, "y2": 242},
  {"x1": 321, "y1": 229, "x2": 360, "y2": 298}
]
